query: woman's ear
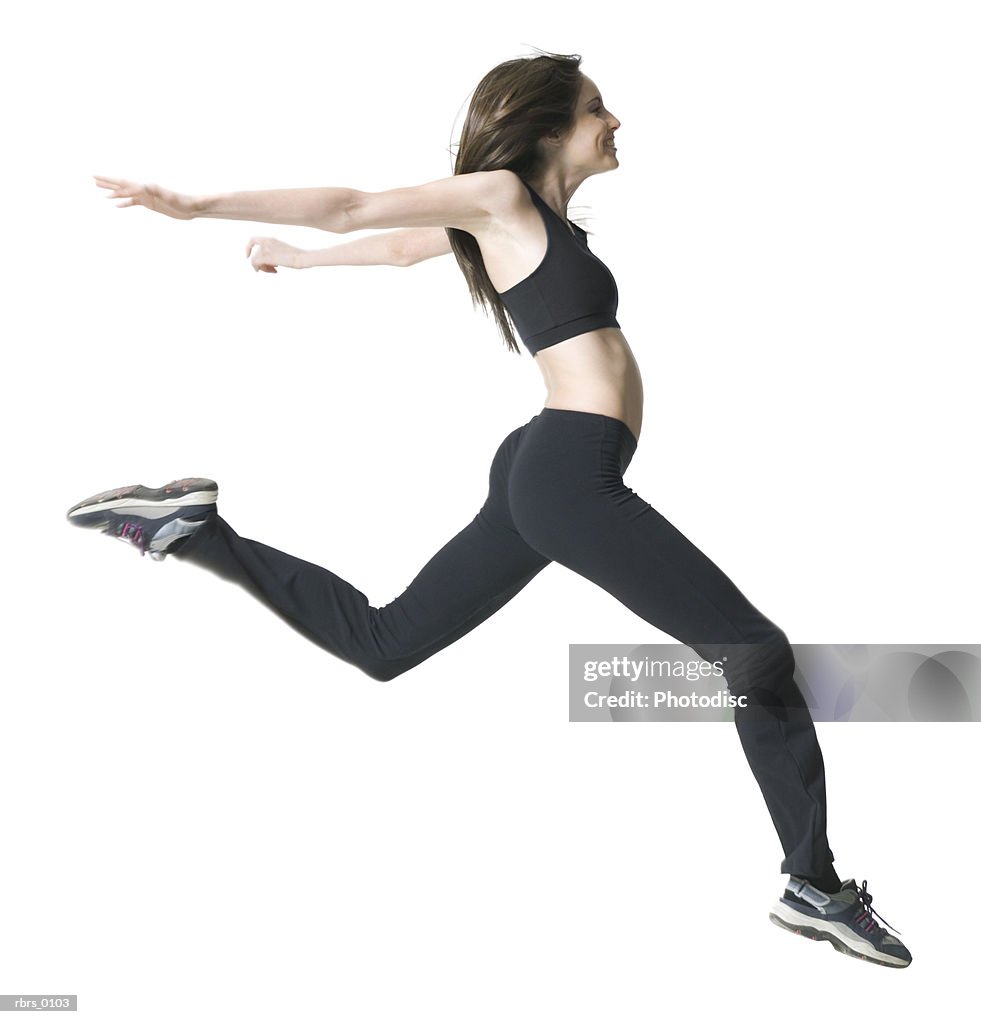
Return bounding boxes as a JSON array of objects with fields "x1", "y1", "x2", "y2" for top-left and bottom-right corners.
[{"x1": 539, "y1": 128, "x2": 564, "y2": 154}]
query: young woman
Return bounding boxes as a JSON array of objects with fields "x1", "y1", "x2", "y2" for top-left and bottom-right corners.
[{"x1": 67, "y1": 51, "x2": 910, "y2": 968}]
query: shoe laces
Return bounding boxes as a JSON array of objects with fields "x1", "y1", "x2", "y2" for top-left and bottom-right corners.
[
  {"x1": 108, "y1": 519, "x2": 149, "y2": 556},
  {"x1": 853, "y1": 879, "x2": 901, "y2": 937}
]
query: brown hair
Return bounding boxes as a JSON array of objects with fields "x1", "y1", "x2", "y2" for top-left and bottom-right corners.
[{"x1": 447, "y1": 49, "x2": 584, "y2": 354}]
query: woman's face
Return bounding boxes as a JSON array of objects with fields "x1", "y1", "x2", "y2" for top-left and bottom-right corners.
[{"x1": 557, "y1": 75, "x2": 621, "y2": 174}]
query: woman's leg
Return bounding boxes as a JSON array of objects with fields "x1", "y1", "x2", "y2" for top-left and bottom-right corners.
[
  {"x1": 172, "y1": 420, "x2": 551, "y2": 682},
  {"x1": 507, "y1": 408, "x2": 835, "y2": 881}
]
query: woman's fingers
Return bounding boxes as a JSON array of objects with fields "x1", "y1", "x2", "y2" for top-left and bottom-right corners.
[
  {"x1": 246, "y1": 237, "x2": 280, "y2": 273},
  {"x1": 94, "y1": 175, "x2": 133, "y2": 194},
  {"x1": 95, "y1": 175, "x2": 142, "y2": 203},
  {"x1": 95, "y1": 176, "x2": 153, "y2": 208},
  {"x1": 94, "y1": 175, "x2": 194, "y2": 221}
]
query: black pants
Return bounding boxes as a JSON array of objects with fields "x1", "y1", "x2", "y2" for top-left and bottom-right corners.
[{"x1": 174, "y1": 407, "x2": 835, "y2": 878}]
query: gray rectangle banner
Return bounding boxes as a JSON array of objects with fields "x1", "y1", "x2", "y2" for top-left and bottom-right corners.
[
  {"x1": 569, "y1": 644, "x2": 981, "y2": 722},
  {"x1": 0, "y1": 996, "x2": 76, "y2": 1012}
]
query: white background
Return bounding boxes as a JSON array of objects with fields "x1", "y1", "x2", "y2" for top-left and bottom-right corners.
[{"x1": 3, "y1": 1, "x2": 978, "y2": 1020}]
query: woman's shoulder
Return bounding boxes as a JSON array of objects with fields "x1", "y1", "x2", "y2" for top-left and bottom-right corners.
[{"x1": 481, "y1": 169, "x2": 532, "y2": 216}]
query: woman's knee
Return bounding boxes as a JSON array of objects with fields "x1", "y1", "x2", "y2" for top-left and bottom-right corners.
[
  {"x1": 720, "y1": 625, "x2": 802, "y2": 708},
  {"x1": 362, "y1": 659, "x2": 408, "y2": 683},
  {"x1": 352, "y1": 647, "x2": 418, "y2": 682}
]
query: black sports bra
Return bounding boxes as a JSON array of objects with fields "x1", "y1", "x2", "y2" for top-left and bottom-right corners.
[{"x1": 497, "y1": 178, "x2": 620, "y2": 356}]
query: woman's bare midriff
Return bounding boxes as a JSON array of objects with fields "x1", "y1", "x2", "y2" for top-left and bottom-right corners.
[
  {"x1": 474, "y1": 186, "x2": 644, "y2": 442},
  {"x1": 534, "y1": 327, "x2": 644, "y2": 444}
]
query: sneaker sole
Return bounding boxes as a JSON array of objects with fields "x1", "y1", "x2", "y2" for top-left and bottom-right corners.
[
  {"x1": 67, "y1": 477, "x2": 219, "y2": 527},
  {"x1": 769, "y1": 903, "x2": 911, "y2": 968}
]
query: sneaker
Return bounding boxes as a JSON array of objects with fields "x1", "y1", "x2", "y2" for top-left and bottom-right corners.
[
  {"x1": 769, "y1": 876, "x2": 912, "y2": 968},
  {"x1": 66, "y1": 477, "x2": 218, "y2": 561}
]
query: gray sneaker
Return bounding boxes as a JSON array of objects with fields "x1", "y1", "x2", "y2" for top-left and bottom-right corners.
[
  {"x1": 66, "y1": 478, "x2": 218, "y2": 561},
  {"x1": 770, "y1": 877, "x2": 912, "y2": 968}
]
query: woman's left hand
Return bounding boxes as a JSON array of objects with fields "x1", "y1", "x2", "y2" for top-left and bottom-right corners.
[{"x1": 246, "y1": 237, "x2": 304, "y2": 273}]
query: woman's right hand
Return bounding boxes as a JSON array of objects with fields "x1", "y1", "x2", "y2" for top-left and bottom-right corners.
[{"x1": 94, "y1": 175, "x2": 197, "y2": 220}]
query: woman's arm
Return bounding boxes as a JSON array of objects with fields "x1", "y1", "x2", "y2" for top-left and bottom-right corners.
[
  {"x1": 247, "y1": 227, "x2": 453, "y2": 273},
  {"x1": 195, "y1": 186, "x2": 355, "y2": 230},
  {"x1": 302, "y1": 226, "x2": 453, "y2": 268},
  {"x1": 94, "y1": 175, "x2": 355, "y2": 230},
  {"x1": 96, "y1": 168, "x2": 513, "y2": 233}
]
